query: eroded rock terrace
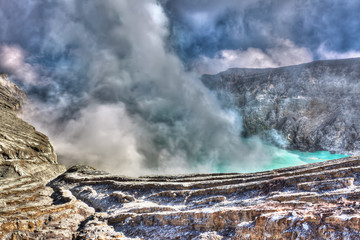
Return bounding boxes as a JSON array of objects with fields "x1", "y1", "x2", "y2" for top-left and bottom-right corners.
[{"x1": 48, "y1": 156, "x2": 360, "y2": 239}]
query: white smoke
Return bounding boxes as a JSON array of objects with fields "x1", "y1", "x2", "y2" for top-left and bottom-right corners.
[
  {"x1": 0, "y1": 44, "x2": 38, "y2": 85},
  {"x1": 4, "y1": 0, "x2": 277, "y2": 176},
  {"x1": 194, "y1": 39, "x2": 313, "y2": 74},
  {"x1": 317, "y1": 43, "x2": 360, "y2": 60}
]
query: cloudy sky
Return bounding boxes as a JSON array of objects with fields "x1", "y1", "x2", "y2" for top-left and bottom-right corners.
[
  {"x1": 161, "y1": 0, "x2": 360, "y2": 73},
  {"x1": 0, "y1": 0, "x2": 358, "y2": 175}
]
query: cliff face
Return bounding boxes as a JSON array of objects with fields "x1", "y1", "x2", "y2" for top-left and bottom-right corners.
[
  {"x1": 202, "y1": 58, "x2": 360, "y2": 155},
  {"x1": 0, "y1": 74, "x2": 71, "y2": 239},
  {"x1": 0, "y1": 74, "x2": 57, "y2": 168}
]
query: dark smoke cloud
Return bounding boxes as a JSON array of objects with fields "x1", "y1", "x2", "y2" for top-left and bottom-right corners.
[
  {"x1": 161, "y1": 0, "x2": 360, "y2": 72},
  {"x1": 0, "y1": 0, "x2": 280, "y2": 176}
]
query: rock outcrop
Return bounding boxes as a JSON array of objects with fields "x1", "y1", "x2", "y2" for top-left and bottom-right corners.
[
  {"x1": 0, "y1": 74, "x2": 70, "y2": 239},
  {"x1": 49, "y1": 156, "x2": 360, "y2": 239},
  {"x1": 4, "y1": 154, "x2": 360, "y2": 239},
  {"x1": 201, "y1": 58, "x2": 360, "y2": 155},
  {"x1": 0, "y1": 73, "x2": 57, "y2": 167}
]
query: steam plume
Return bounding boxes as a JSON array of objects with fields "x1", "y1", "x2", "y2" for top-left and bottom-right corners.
[{"x1": 0, "y1": 0, "x2": 277, "y2": 175}]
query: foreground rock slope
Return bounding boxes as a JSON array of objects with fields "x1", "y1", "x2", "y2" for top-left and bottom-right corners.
[
  {"x1": 1, "y1": 72, "x2": 360, "y2": 239},
  {"x1": 0, "y1": 73, "x2": 57, "y2": 168},
  {"x1": 202, "y1": 58, "x2": 360, "y2": 155},
  {"x1": 48, "y1": 157, "x2": 360, "y2": 239},
  {"x1": 0, "y1": 74, "x2": 70, "y2": 239},
  {"x1": 4, "y1": 155, "x2": 360, "y2": 239}
]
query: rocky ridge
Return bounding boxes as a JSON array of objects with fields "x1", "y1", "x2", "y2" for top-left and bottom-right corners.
[
  {"x1": 0, "y1": 73, "x2": 57, "y2": 167},
  {"x1": 48, "y1": 157, "x2": 360, "y2": 239},
  {"x1": 0, "y1": 73, "x2": 72, "y2": 239},
  {"x1": 4, "y1": 154, "x2": 360, "y2": 239},
  {"x1": 202, "y1": 58, "x2": 360, "y2": 155}
]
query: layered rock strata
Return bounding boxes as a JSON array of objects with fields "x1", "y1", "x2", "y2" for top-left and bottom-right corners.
[
  {"x1": 4, "y1": 155, "x2": 360, "y2": 239},
  {"x1": 0, "y1": 74, "x2": 70, "y2": 239},
  {"x1": 202, "y1": 58, "x2": 360, "y2": 155},
  {"x1": 0, "y1": 74, "x2": 57, "y2": 167},
  {"x1": 48, "y1": 156, "x2": 360, "y2": 239}
]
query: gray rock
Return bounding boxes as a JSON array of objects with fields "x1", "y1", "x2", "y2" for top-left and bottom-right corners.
[
  {"x1": 202, "y1": 58, "x2": 360, "y2": 154},
  {"x1": 0, "y1": 73, "x2": 57, "y2": 166}
]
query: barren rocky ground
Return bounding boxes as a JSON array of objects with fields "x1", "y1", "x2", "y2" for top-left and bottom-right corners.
[{"x1": 1, "y1": 71, "x2": 360, "y2": 239}]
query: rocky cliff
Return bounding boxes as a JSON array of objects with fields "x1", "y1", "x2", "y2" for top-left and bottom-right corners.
[
  {"x1": 0, "y1": 74, "x2": 69, "y2": 239},
  {"x1": 0, "y1": 74, "x2": 59, "y2": 177},
  {"x1": 202, "y1": 58, "x2": 360, "y2": 155},
  {"x1": 1, "y1": 71, "x2": 360, "y2": 239}
]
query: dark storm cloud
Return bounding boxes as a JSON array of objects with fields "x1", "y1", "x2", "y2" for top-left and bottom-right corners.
[{"x1": 161, "y1": 0, "x2": 360, "y2": 62}]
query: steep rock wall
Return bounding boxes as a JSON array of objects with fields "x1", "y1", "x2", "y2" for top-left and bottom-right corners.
[
  {"x1": 0, "y1": 74, "x2": 57, "y2": 170},
  {"x1": 202, "y1": 58, "x2": 360, "y2": 155}
]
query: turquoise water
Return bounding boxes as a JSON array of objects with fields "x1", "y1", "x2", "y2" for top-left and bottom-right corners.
[
  {"x1": 245, "y1": 147, "x2": 348, "y2": 173},
  {"x1": 212, "y1": 144, "x2": 349, "y2": 173},
  {"x1": 264, "y1": 149, "x2": 347, "y2": 170}
]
